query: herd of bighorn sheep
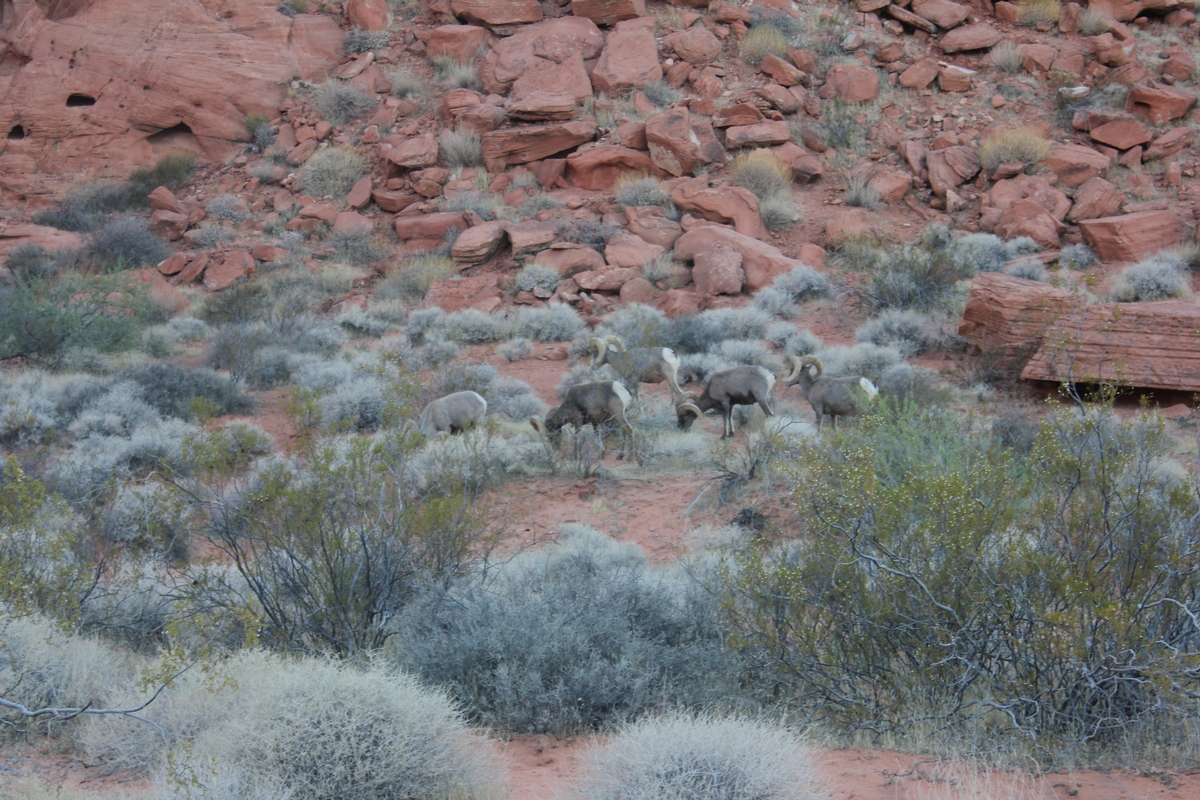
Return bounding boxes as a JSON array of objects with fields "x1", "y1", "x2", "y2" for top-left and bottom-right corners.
[{"x1": 415, "y1": 335, "x2": 880, "y2": 452}]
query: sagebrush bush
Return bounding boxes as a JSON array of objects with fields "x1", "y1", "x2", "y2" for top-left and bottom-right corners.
[
  {"x1": 514, "y1": 264, "x2": 562, "y2": 294},
  {"x1": 397, "y1": 527, "x2": 739, "y2": 735},
  {"x1": 1111, "y1": 253, "x2": 1190, "y2": 302},
  {"x1": 784, "y1": 329, "x2": 823, "y2": 357},
  {"x1": 814, "y1": 342, "x2": 904, "y2": 382},
  {"x1": 438, "y1": 128, "x2": 483, "y2": 169},
  {"x1": 716, "y1": 339, "x2": 772, "y2": 366},
  {"x1": 441, "y1": 309, "x2": 512, "y2": 344},
  {"x1": 510, "y1": 304, "x2": 583, "y2": 342},
  {"x1": 855, "y1": 310, "x2": 935, "y2": 358},
  {"x1": 575, "y1": 713, "x2": 822, "y2": 800},
  {"x1": 443, "y1": 189, "x2": 507, "y2": 221},
  {"x1": 592, "y1": 303, "x2": 670, "y2": 351},
  {"x1": 677, "y1": 352, "x2": 734, "y2": 386},
  {"x1": 989, "y1": 41, "x2": 1024, "y2": 73},
  {"x1": 327, "y1": 230, "x2": 387, "y2": 265},
  {"x1": 376, "y1": 254, "x2": 457, "y2": 302},
  {"x1": 518, "y1": 193, "x2": 565, "y2": 218},
  {"x1": 948, "y1": 232, "x2": 1038, "y2": 274},
  {"x1": 666, "y1": 307, "x2": 772, "y2": 354},
  {"x1": 731, "y1": 150, "x2": 791, "y2": 200},
  {"x1": 497, "y1": 337, "x2": 533, "y2": 362},
  {"x1": 296, "y1": 147, "x2": 367, "y2": 198},
  {"x1": 849, "y1": 224, "x2": 979, "y2": 312},
  {"x1": 434, "y1": 57, "x2": 480, "y2": 90},
  {"x1": 5, "y1": 243, "x2": 60, "y2": 281},
  {"x1": 979, "y1": 127, "x2": 1052, "y2": 172},
  {"x1": 614, "y1": 173, "x2": 673, "y2": 208},
  {"x1": 556, "y1": 218, "x2": 617, "y2": 251},
  {"x1": 119, "y1": 363, "x2": 254, "y2": 420},
  {"x1": 772, "y1": 264, "x2": 832, "y2": 303},
  {"x1": 641, "y1": 81, "x2": 684, "y2": 108},
  {"x1": 189, "y1": 225, "x2": 237, "y2": 249},
  {"x1": 1002, "y1": 256, "x2": 1050, "y2": 282},
  {"x1": 344, "y1": 26, "x2": 389, "y2": 53},
  {"x1": 387, "y1": 68, "x2": 425, "y2": 98},
  {"x1": 88, "y1": 217, "x2": 171, "y2": 270},
  {"x1": 1058, "y1": 243, "x2": 1098, "y2": 270},
  {"x1": 312, "y1": 81, "x2": 376, "y2": 125},
  {"x1": 205, "y1": 194, "x2": 249, "y2": 224}
]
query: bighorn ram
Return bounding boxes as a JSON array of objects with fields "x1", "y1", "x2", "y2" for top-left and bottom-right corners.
[
  {"x1": 418, "y1": 391, "x2": 488, "y2": 436},
  {"x1": 589, "y1": 335, "x2": 683, "y2": 399},
  {"x1": 783, "y1": 355, "x2": 878, "y2": 430},
  {"x1": 675, "y1": 365, "x2": 777, "y2": 438},
  {"x1": 530, "y1": 380, "x2": 634, "y2": 459}
]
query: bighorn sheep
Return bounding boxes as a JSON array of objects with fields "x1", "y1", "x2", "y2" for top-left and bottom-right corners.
[
  {"x1": 675, "y1": 365, "x2": 777, "y2": 438},
  {"x1": 783, "y1": 355, "x2": 878, "y2": 430},
  {"x1": 589, "y1": 335, "x2": 683, "y2": 399},
  {"x1": 418, "y1": 391, "x2": 488, "y2": 436},
  {"x1": 530, "y1": 380, "x2": 634, "y2": 459}
]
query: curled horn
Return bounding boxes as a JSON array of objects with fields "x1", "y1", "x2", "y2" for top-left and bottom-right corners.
[
  {"x1": 677, "y1": 391, "x2": 699, "y2": 405},
  {"x1": 589, "y1": 337, "x2": 605, "y2": 368},
  {"x1": 800, "y1": 355, "x2": 823, "y2": 379},
  {"x1": 676, "y1": 402, "x2": 702, "y2": 418},
  {"x1": 602, "y1": 335, "x2": 626, "y2": 352},
  {"x1": 529, "y1": 416, "x2": 546, "y2": 434},
  {"x1": 783, "y1": 355, "x2": 803, "y2": 384}
]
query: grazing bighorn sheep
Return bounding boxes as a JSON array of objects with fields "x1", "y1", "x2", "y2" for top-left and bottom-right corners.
[
  {"x1": 589, "y1": 335, "x2": 684, "y2": 399},
  {"x1": 675, "y1": 365, "x2": 777, "y2": 439},
  {"x1": 530, "y1": 380, "x2": 634, "y2": 459},
  {"x1": 783, "y1": 355, "x2": 878, "y2": 430},
  {"x1": 418, "y1": 391, "x2": 488, "y2": 436}
]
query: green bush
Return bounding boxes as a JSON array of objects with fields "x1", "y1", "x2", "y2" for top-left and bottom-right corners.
[
  {"x1": 118, "y1": 363, "x2": 254, "y2": 420},
  {"x1": 33, "y1": 153, "x2": 195, "y2": 232},
  {"x1": 88, "y1": 217, "x2": 170, "y2": 270},
  {"x1": 296, "y1": 147, "x2": 367, "y2": 198},
  {"x1": 854, "y1": 309, "x2": 935, "y2": 357},
  {"x1": 312, "y1": 81, "x2": 376, "y2": 125},
  {"x1": 846, "y1": 224, "x2": 979, "y2": 312}
]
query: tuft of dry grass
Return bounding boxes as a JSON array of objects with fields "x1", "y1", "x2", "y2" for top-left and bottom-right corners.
[
  {"x1": 1079, "y1": 6, "x2": 1113, "y2": 35},
  {"x1": 843, "y1": 174, "x2": 881, "y2": 209},
  {"x1": 978, "y1": 127, "x2": 1052, "y2": 172},
  {"x1": 740, "y1": 25, "x2": 790, "y2": 64},
  {"x1": 989, "y1": 41, "x2": 1024, "y2": 74},
  {"x1": 729, "y1": 149, "x2": 792, "y2": 199},
  {"x1": 1017, "y1": 0, "x2": 1062, "y2": 26}
]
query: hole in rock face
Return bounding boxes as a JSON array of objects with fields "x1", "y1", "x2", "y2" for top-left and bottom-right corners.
[
  {"x1": 146, "y1": 122, "x2": 204, "y2": 160},
  {"x1": 7, "y1": 124, "x2": 25, "y2": 139},
  {"x1": 66, "y1": 93, "x2": 95, "y2": 107}
]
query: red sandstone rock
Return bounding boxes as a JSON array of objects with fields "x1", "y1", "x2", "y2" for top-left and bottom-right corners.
[
  {"x1": 1080, "y1": 211, "x2": 1182, "y2": 262},
  {"x1": 1045, "y1": 143, "x2": 1111, "y2": 187},
  {"x1": 507, "y1": 91, "x2": 578, "y2": 121},
  {"x1": 724, "y1": 122, "x2": 792, "y2": 148},
  {"x1": 818, "y1": 64, "x2": 880, "y2": 102},
  {"x1": 666, "y1": 27, "x2": 723, "y2": 64},
  {"x1": 204, "y1": 250, "x2": 254, "y2": 291},
  {"x1": 572, "y1": 0, "x2": 645, "y2": 25},
  {"x1": 1066, "y1": 177, "x2": 1126, "y2": 223},
  {"x1": 674, "y1": 225, "x2": 805, "y2": 292},
  {"x1": 1092, "y1": 33, "x2": 1137, "y2": 67},
  {"x1": 534, "y1": 246, "x2": 607, "y2": 276},
  {"x1": 1127, "y1": 83, "x2": 1196, "y2": 124},
  {"x1": 457, "y1": 105, "x2": 508, "y2": 134},
  {"x1": 645, "y1": 106, "x2": 706, "y2": 176},
  {"x1": 334, "y1": 210, "x2": 373, "y2": 235},
  {"x1": 479, "y1": 17, "x2": 604, "y2": 95},
  {"x1": 672, "y1": 179, "x2": 767, "y2": 240},
  {"x1": 758, "y1": 83, "x2": 801, "y2": 114},
  {"x1": 1018, "y1": 43, "x2": 1057, "y2": 71},
  {"x1": 926, "y1": 146, "x2": 981, "y2": 196},
  {"x1": 394, "y1": 212, "x2": 469, "y2": 240},
  {"x1": 1143, "y1": 127, "x2": 1194, "y2": 161},
  {"x1": 346, "y1": 0, "x2": 393, "y2": 31},
  {"x1": 382, "y1": 134, "x2": 439, "y2": 169},
  {"x1": 507, "y1": 220, "x2": 558, "y2": 258},
  {"x1": 512, "y1": 53, "x2": 594, "y2": 102},
  {"x1": 656, "y1": 288, "x2": 701, "y2": 317},
  {"x1": 912, "y1": 0, "x2": 970, "y2": 28},
  {"x1": 451, "y1": 221, "x2": 508, "y2": 264},
  {"x1": 899, "y1": 59, "x2": 940, "y2": 89},
  {"x1": 939, "y1": 23, "x2": 1001, "y2": 52},
  {"x1": 372, "y1": 190, "x2": 421, "y2": 212},
  {"x1": 1089, "y1": 118, "x2": 1151, "y2": 150},
  {"x1": 692, "y1": 241, "x2": 745, "y2": 295},
  {"x1": 428, "y1": 25, "x2": 488, "y2": 62},
  {"x1": 760, "y1": 54, "x2": 806, "y2": 87},
  {"x1": 619, "y1": 277, "x2": 655, "y2": 304},
  {"x1": 625, "y1": 206, "x2": 683, "y2": 248},
  {"x1": 958, "y1": 272, "x2": 1073, "y2": 365},
  {"x1": 591, "y1": 17, "x2": 662, "y2": 94},
  {"x1": 425, "y1": 273, "x2": 503, "y2": 312},
  {"x1": 346, "y1": 177, "x2": 373, "y2": 210},
  {"x1": 566, "y1": 145, "x2": 660, "y2": 190},
  {"x1": 988, "y1": 174, "x2": 1072, "y2": 221},
  {"x1": 574, "y1": 267, "x2": 643, "y2": 292},
  {"x1": 869, "y1": 170, "x2": 913, "y2": 203},
  {"x1": 605, "y1": 233, "x2": 665, "y2": 268},
  {"x1": 157, "y1": 253, "x2": 188, "y2": 276},
  {"x1": 825, "y1": 209, "x2": 875, "y2": 243},
  {"x1": 151, "y1": 210, "x2": 189, "y2": 240},
  {"x1": 773, "y1": 142, "x2": 825, "y2": 184},
  {"x1": 450, "y1": 0, "x2": 542, "y2": 26},
  {"x1": 1023, "y1": 301, "x2": 1200, "y2": 391},
  {"x1": 480, "y1": 119, "x2": 597, "y2": 170},
  {"x1": 994, "y1": 200, "x2": 1064, "y2": 248}
]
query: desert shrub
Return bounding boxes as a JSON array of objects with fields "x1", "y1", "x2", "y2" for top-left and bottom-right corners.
[
  {"x1": 855, "y1": 310, "x2": 935, "y2": 357},
  {"x1": 344, "y1": 26, "x2": 389, "y2": 53},
  {"x1": 759, "y1": 193, "x2": 798, "y2": 231},
  {"x1": 0, "y1": 272, "x2": 156, "y2": 369},
  {"x1": 190, "y1": 225, "x2": 237, "y2": 249},
  {"x1": 441, "y1": 309, "x2": 512, "y2": 344},
  {"x1": 740, "y1": 24, "x2": 790, "y2": 64},
  {"x1": 497, "y1": 338, "x2": 533, "y2": 362},
  {"x1": 320, "y1": 374, "x2": 386, "y2": 432},
  {"x1": 336, "y1": 307, "x2": 391, "y2": 338},
  {"x1": 1002, "y1": 256, "x2": 1050, "y2": 282},
  {"x1": 575, "y1": 713, "x2": 821, "y2": 800},
  {"x1": 851, "y1": 224, "x2": 978, "y2": 312},
  {"x1": 1111, "y1": 253, "x2": 1189, "y2": 302},
  {"x1": 979, "y1": 126, "x2": 1052, "y2": 172},
  {"x1": 592, "y1": 303, "x2": 671, "y2": 352},
  {"x1": 405, "y1": 306, "x2": 446, "y2": 346},
  {"x1": 772, "y1": 264, "x2": 833, "y2": 303},
  {"x1": 100, "y1": 482, "x2": 188, "y2": 557},
  {"x1": 0, "y1": 615, "x2": 129, "y2": 743},
  {"x1": 35, "y1": 153, "x2": 192, "y2": 231},
  {"x1": 510, "y1": 304, "x2": 583, "y2": 342},
  {"x1": 989, "y1": 41, "x2": 1024, "y2": 73},
  {"x1": 948, "y1": 232, "x2": 1039, "y2": 274},
  {"x1": 328, "y1": 230, "x2": 387, "y2": 266},
  {"x1": 518, "y1": 194, "x2": 565, "y2": 218},
  {"x1": 725, "y1": 400, "x2": 1200, "y2": 762},
  {"x1": 376, "y1": 253, "x2": 457, "y2": 302},
  {"x1": 556, "y1": 218, "x2": 617, "y2": 251},
  {"x1": 312, "y1": 81, "x2": 375, "y2": 125},
  {"x1": 815, "y1": 342, "x2": 903, "y2": 383},
  {"x1": 296, "y1": 147, "x2": 366, "y2": 198},
  {"x1": 433, "y1": 57, "x2": 480, "y2": 90},
  {"x1": 88, "y1": 217, "x2": 171, "y2": 271},
  {"x1": 397, "y1": 527, "x2": 739, "y2": 735},
  {"x1": 128, "y1": 151, "x2": 195, "y2": 197},
  {"x1": 442, "y1": 189, "x2": 507, "y2": 221},
  {"x1": 84, "y1": 651, "x2": 497, "y2": 800},
  {"x1": 765, "y1": 321, "x2": 797, "y2": 347},
  {"x1": 677, "y1": 352, "x2": 734, "y2": 386},
  {"x1": 876, "y1": 362, "x2": 947, "y2": 407},
  {"x1": 1079, "y1": 6, "x2": 1113, "y2": 35},
  {"x1": 783, "y1": 329, "x2": 823, "y2": 357},
  {"x1": 753, "y1": 287, "x2": 800, "y2": 319},
  {"x1": 818, "y1": 98, "x2": 866, "y2": 152},
  {"x1": 387, "y1": 67, "x2": 425, "y2": 98},
  {"x1": 205, "y1": 323, "x2": 277, "y2": 382},
  {"x1": 614, "y1": 173, "x2": 673, "y2": 208},
  {"x1": 731, "y1": 150, "x2": 791, "y2": 200},
  {"x1": 715, "y1": 339, "x2": 771, "y2": 366},
  {"x1": 246, "y1": 114, "x2": 275, "y2": 153},
  {"x1": 641, "y1": 81, "x2": 683, "y2": 108},
  {"x1": 667, "y1": 307, "x2": 772, "y2": 354},
  {"x1": 514, "y1": 264, "x2": 562, "y2": 294},
  {"x1": 1058, "y1": 243, "x2": 1097, "y2": 270},
  {"x1": 1018, "y1": 0, "x2": 1062, "y2": 26},
  {"x1": 641, "y1": 252, "x2": 675, "y2": 285},
  {"x1": 5, "y1": 244, "x2": 60, "y2": 281},
  {"x1": 438, "y1": 128, "x2": 483, "y2": 169},
  {"x1": 206, "y1": 194, "x2": 249, "y2": 224},
  {"x1": 119, "y1": 363, "x2": 254, "y2": 420},
  {"x1": 843, "y1": 174, "x2": 881, "y2": 209}
]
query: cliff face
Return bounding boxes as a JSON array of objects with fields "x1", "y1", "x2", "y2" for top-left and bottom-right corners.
[{"x1": 0, "y1": 0, "x2": 343, "y2": 189}]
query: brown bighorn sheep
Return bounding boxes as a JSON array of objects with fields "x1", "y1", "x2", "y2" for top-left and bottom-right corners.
[
  {"x1": 418, "y1": 391, "x2": 488, "y2": 436},
  {"x1": 783, "y1": 355, "x2": 878, "y2": 430},
  {"x1": 530, "y1": 380, "x2": 634, "y2": 459},
  {"x1": 589, "y1": 335, "x2": 684, "y2": 400},
  {"x1": 675, "y1": 365, "x2": 777, "y2": 438}
]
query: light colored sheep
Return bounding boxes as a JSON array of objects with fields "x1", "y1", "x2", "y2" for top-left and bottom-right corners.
[
  {"x1": 783, "y1": 355, "x2": 878, "y2": 430},
  {"x1": 675, "y1": 365, "x2": 776, "y2": 438},
  {"x1": 590, "y1": 335, "x2": 684, "y2": 399},
  {"x1": 418, "y1": 391, "x2": 488, "y2": 436},
  {"x1": 530, "y1": 380, "x2": 633, "y2": 459}
]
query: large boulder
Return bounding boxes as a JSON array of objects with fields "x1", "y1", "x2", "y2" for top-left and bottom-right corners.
[
  {"x1": 939, "y1": 23, "x2": 1002, "y2": 52},
  {"x1": 480, "y1": 119, "x2": 597, "y2": 170},
  {"x1": 450, "y1": 0, "x2": 542, "y2": 27},
  {"x1": 818, "y1": 64, "x2": 880, "y2": 103},
  {"x1": 1079, "y1": 211, "x2": 1182, "y2": 262},
  {"x1": 479, "y1": 16, "x2": 604, "y2": 95},
  {"x1": 572, "y1": 0, "x2": 646, "y2": 26},
  {"x1": 692, "y1": 241, "x2": 745, "y2": 295},
  {"x1": 381, "y1": 134, "x2": 439, "y2": 169},
  {"x1": 674, "y1": 225, "x2": 804, "y2": 291},
  {"x1": 1089, "y1": 118, "x2": 1151, "y2": 150},
  {"x1": 993, "y1": 199, "x2": 1064, "y2": 248},
  {"x1": 672, "y1": 179, "x2": 767, "y2": 240},
  {"x1": 724, "y1": 121, "x2": 792, "y2": 148},
  {"x1": 665, "y1": 27, "x2": 723, "y2": 64},
  {"x1": 645, "y1": 106, "x2": 705, "y2": 176},
  {"x1": 427, "y1": 25, "x2": 489, "y2": 62},
  {"x1": 958, "y1": 272, "x2": 1073, "y2": 366},
  {"x1": 394, "y1": 212, "x2": 469, "y2": 241},
  {"x1": 1045, "y1": 143, "x2": 1111, "y2": 187},
  {"x1": 565, "y1": 144, "x2": 660, "y2": 190},
  {"x1": 591, "y1": 17, "x2": 662, "y2": 94},
  {"x1": 346, "y1": 0, "x2": 394, "y2": 31},
  {"x1": 452, "y1": 221, "x2": 509, "y2": 264},
  {"x1": 204, "y1": 250, "x2": 254, "y2": 292},
  {"x1": 987, "y1": 174, "x2": 1071, "y2": 221},
  {"x1": 1127, "y1": 83, "x2": 1197, "y2": 124},
  {"x1": 511, "y1": 53, "x2": 594, "y2": 102},
  {"x1": 1023, "y1": 301, "x2": 1200, "y2": 391},
  {"x1": 0, "y1": 0, "x2": 343, "y2": 173},
  {"x1": 1066, "y1": 177, "x2": 1125, "y2": 223},
  {"x1": 912, "y1": 0, "x2": 970, "y2": 28}
]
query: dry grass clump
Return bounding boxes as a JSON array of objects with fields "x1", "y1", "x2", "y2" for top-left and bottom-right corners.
[
  {"x1": 740, "y1": 25, "x2": 790, "y2": 64},
  {"x1": 843, "y1": 174, "x2": 881, "y2": 209},
  {"x1": 978, "y1": 126, "x2": 1052, "y2": 171},
  {"x1": 1079, "y1": 6, "x2": 1114, "y2": 35},
  {"x1": 387, "y1": 67, "x2": 425, "y2": 98},
  {"x1": 434, "y1": 57, "x2": 480, "y2": 90},
  {"x1": 730, "y1": 150, "x2": 797, "y2": 230},
  {"x1": 614, "y1": 173, "x2": 673, "y2": 208},
  {"x1": 296, "y1": 148, "x2": 367, "y2": 198},
  {"x1": 438, "y1": 128, "x2": 483, "y2": 169},
  {"x1": 988, "y1": 41, "x2": 1024, "y2": 73},
  {"x1": 312, "y1": 80, "x2": 376, "y2": 125},
  {"x1": 376, "y1": 254, "x2": 457, "y2": 302},
  {"x1": 1017, "y1": 0, "x2": 1061, "y2": 26}
]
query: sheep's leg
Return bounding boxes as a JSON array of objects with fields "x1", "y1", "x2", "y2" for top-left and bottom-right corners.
[
  {"x1": 616, "y1": 416, "x2": 633, "y2": 460},
  {"x1": 722, "y1": 403, "x2": 733, "y2": 438}
]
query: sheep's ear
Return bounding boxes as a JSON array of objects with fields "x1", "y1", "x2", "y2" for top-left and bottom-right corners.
[{"x1": 529, "y1": 416, "x2": 545, "y2": 434}]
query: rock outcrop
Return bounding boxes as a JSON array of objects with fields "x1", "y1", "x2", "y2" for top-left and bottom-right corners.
[
  {"x1": 674, "y1": 225, "x2": 805, "y2": 292},
  {"x1": 958, "y1": 272, "x2": 1074, "y2": 367},
  {"x1": 1079, "y1": 211, "x2": 1182, "y2": 262}
]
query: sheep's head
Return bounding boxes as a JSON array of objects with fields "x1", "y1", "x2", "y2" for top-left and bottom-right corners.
[
  {"x1": 675, "y1": 395, "x2": 702, "y2": 430},
  {"x1": 590, "y1": 335, "x2": 624, "y2": 368},
  {"x1": 800, "y1": 355, "x2": 823, "y2": 382}
]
